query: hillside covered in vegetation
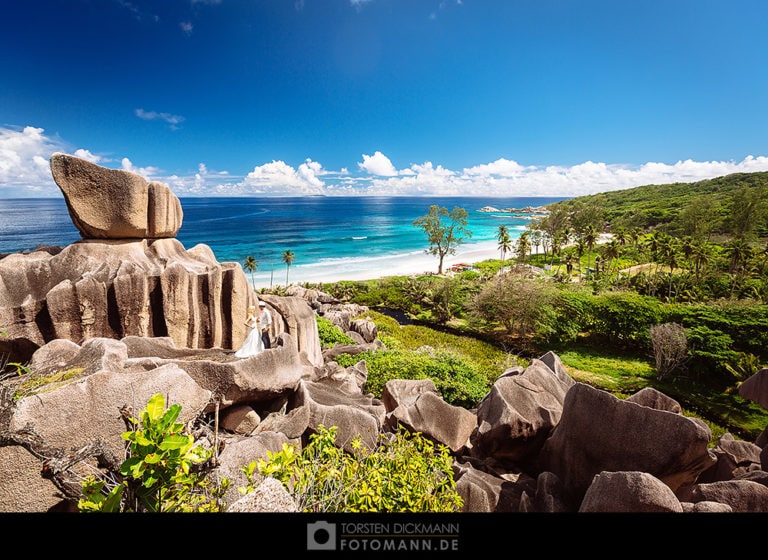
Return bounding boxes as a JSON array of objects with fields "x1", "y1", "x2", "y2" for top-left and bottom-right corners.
[
  {"x1": 304, "y1": 171, "x2": 768, "y2": 440},
  {"x1": 549, "y1": 170, "x2": 768, "y2": 237}
]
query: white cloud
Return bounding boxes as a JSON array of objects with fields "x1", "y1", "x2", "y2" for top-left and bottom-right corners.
[
  {"x1": 3, "y1": 124, "x2": 768, "y2": 199},
  {"x1": 135, "y1": 108, "x2": 186, "y2": 130},
  {"x1": 0, "y1": 126, "x2": 66, "y2": 196},
  {"x1": 359, "y1": 151, "x2": 398, "y2": 176},
  {"x1": 353, "y1": 155, "x2": 768, "y2": 197},
  {"x1": 120, "y1": 157, "x2": 162, "y2": 178},
  {"x1": 232, "y1": 159, "x2": 326, "y2": 196},
  {"x1": 180, "y1": 21, "x2": 194, "y2": 35},
  {"x1": 72, "y1": 148, "x2": 101, "y2": 163},
  {"x1": 463, "y1": 158, "x2": 533, "y2": 177}
]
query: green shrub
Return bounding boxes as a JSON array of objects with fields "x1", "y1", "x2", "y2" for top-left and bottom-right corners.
[
  {"x1": 589, "y1": 291, "x2": 663, "y2": 345},
  {"x1": 78, "y1": 393, "x2": 228, "y2": 513},
  {"x1": 334, "y1": 348, "x2": 489, "y2": 408},
  {"x1": 249, "y1": 424, "x2": 463, "y2": 512},
  {"x1": 316, "y1": 315, "x2": 355, "y2": 347},
  {"x1": 359, "y1": 310, "x2": 401, "y2": 335},
  {"x1": 543, "y1": 288, "x2": 594, "y2": 343},
  {"x1": 470, "y1": 276, "x2": 555, "y2": 339},
  {"x1": 669, "y1": 301, "x2": 768, "y2": 354},
  {"x1": 360, "y1": 309, "x2": 515, "y2": 382}
]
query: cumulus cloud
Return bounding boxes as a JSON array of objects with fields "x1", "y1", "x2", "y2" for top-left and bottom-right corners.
[
  {"x1": 230, "y1": 159, "x2": 327, "y2": 196},
  {"x1": 464, "y1": 158, "x2": 534, "y2": 177},
  {"x1": 135, "y1": 108, "x2": 185, "y2": 129},
  {"x1": 72, "y1": 149, "x2": 102, "y2": 163},
  {"x1": 128, "y1": 150, "x2": 768, "y2": 197},
  {"x1": 3, "y1": 125, "x2": 768, "y2": 199},
  {"x1": 0, "y1": 126, "x2": 67, "y2": 196},
  {"x1": 359, "y1": 151, "x2": 398, "y2": 176},
  {"x1": 120, "y1": 157, "x2": 162, "y2": 177}
]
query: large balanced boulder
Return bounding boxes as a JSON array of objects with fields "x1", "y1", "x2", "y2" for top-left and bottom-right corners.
[
  {"x1": 50, "y1": 152, "x2": 183, "y2": 239},
  {"x1": 578, "y1": 471, "x2": 684, "y2": 513}
]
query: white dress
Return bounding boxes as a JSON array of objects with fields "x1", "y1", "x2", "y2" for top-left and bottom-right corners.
[{"x1": 235, "y1": 315, "x2": 264, "y2": 358}]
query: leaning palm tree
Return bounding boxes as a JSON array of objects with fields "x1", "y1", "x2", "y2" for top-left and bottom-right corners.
[
  {"x1": 281, "y1": 250, "x2": 295, "y2": 285},
  {"x1": 243, "y1": 255, "x2": 258, "y2": 290}
]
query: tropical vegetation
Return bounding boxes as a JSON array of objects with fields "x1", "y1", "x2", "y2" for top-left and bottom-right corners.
[
  {"x1": 281, "y1": 249, "x2": 295, "y2": 285},
  {"x1": 312, "y1": 171, "x2": 768, "y2": 441},
  {"x1": 413, "y1": 205, "x2": 471, "y2": 275}
]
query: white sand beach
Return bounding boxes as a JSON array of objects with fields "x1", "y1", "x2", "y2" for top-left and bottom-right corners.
[
  {"x1": 248, "y1": 233, "x2": 612, "y2": 289},
  {"x1": 249, "y1": 240, "x2": 503, "y2": 289}
]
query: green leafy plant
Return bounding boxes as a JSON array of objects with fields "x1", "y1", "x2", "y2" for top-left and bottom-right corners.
[
  {"x1": 78, "y1": 393, "x2": 228, "y2": 512},
  {"x1": 724, "y1": 352, "x2": 764, "y2": 392},
  {"x1": 316, "y1": 315, "x2": 355, "y2": 347},
  {"x1": 245, "y1": 424, "x2": 463, "y2": 513}
]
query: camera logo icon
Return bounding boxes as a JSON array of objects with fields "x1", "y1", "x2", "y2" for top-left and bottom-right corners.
[{"x1": 307, "y1": 521, "x2": 336, "y2": 550}]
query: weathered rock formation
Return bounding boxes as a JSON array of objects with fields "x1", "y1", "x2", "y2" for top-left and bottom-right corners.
[
  {"x1": 5, "y1": 326, "x2": 768, "y2": 514},
  {"x1": 0, "y1": 239, "x2": 256, "y2": 360},
  {"x1": 739, "y1": 367, "x2": 768, "y2": 410},
  {"x1": 2, "y1": 155, "x2": 768, "y2": 514},
  {"x1": 4, "y1": 280, "x2": 768, "y2": 513},
  {"x1": 50, "y1": 152, "x2": 183, "y2": 239},
  {"x1": 0, "y1": 154, "x2": 263, "y2": 362}
]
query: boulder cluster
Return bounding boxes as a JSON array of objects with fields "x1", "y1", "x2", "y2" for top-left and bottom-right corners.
[
  {"x1": 1, "y1": 154, "x2": 768, "y2": 513},
  {"x1": 0, "y1": 153, "x2": 254, "y2": 364}
]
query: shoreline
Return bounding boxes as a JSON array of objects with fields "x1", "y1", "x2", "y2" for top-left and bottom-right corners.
[
  {"x1": 246, "y1": 233, "x2": 611, "y2": 290},
  {"x1": 247, "y1": 240, "x2": 504, "y2": 289}
]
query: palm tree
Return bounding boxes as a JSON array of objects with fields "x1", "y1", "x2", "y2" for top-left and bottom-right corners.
[
  {"x1": 243, "y1": 255, "x2": 258, "y2": 291},
  {"x1": 583, "y1": 226, "x2": 599, "y2": 276},
  {"x1": 602, "y1": 239, "x2": 620, "y2": 274},
  {"x1": 497, "y1": 225, "x2": 511, "y2": 263},
  {"x1": 726, "y1": 238, "x2": 753, "y2": 298},
  {"x1": 530, "y1": 230, "x2": 542, "y2": 258},
  {"x1": 614, "y1": 227, "x2": 628, "y2": 246},
  {"x1": 644, "y1": 230, "x2": 666, "y2": 278},
  {"x1": 658, "y1": 235, "x2": 679, "y2": 300},
  {"x1": 516, "y1": 231, "x2": 530, "y2": 264},
  {"x1": 690, "y1": 239, "x2": 711, "y2": 281},
  {"x1": 281, "y1": 250, "x2": 295, "y2": 285}
]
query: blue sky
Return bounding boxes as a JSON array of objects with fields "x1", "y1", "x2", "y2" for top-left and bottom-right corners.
[{"x1": 2, "y1": 0, "x2": 768, "y2": 198}]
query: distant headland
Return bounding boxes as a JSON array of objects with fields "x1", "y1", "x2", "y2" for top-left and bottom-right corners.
[{"x1": 477, "y1": 205, "x2": 549, "y2": 215}]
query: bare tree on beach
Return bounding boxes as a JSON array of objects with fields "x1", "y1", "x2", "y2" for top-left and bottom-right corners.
[{"x1": 281, "y1": 250, "x2": 295, "y2": 285}]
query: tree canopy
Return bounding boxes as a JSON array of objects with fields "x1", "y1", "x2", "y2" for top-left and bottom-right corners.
[{"x1": 413, "y1": 205, "x2": 472, "y2": 275}]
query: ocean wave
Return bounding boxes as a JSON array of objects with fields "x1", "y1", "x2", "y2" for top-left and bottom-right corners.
[
  {"x1": 195, "y1": 208, "x2": 270, "y2": 222},
  {"x1": 299, "y1": 250, "x2": 426, "y2": 268}
]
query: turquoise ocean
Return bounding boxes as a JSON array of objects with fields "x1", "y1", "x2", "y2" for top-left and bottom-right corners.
[{"x1": 0, "y1": 196, "x2": 568, "y2": 287}]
